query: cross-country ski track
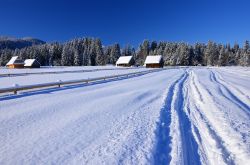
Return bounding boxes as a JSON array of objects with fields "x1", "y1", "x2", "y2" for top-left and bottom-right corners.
[{"x1": 0, "y1": 67, "x2": 249, "y2": 164}]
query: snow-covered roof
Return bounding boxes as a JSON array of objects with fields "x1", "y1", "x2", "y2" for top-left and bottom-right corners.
[
  {"x1": 144, "y1": 55, "x2": 163, "y2": 64},
  {"x1": 116, "y1": 56, "x2": 133, "y2": 65},
  {"x1": 24, "y1": 59, "x2": 39, "y2": 66},
  {"x1": 6, "y1": 56, "x2": 23, "y2": 65}
]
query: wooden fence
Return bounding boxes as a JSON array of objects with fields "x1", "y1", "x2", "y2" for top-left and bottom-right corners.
[
  {"x1": 0, "y1": 69, "x2": 164, "y2": 95},
  {"x1": 0, "y1": 67, "x2": 141, "y2": 77}
]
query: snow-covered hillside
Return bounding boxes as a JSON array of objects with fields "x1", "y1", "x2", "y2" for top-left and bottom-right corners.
[{"x1": 0, "y1": 67, "x2": 249, "y2": 164}]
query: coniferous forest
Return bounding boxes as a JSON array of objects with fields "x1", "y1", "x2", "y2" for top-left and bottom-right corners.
[{"x1": 0, "y1": 37, "x2": 249, "y2": 66}]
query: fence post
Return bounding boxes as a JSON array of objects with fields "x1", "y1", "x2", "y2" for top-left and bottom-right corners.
[
  {"x1": 13, "y1": 84, "x2": 19, "y2": 94},
  {"x1": 57, "y1": 80, "x2": 62, "y2": 87}
]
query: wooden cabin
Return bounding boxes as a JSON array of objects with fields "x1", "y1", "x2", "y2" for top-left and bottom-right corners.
[
  {"x1": 116, "y1": 56, "x2": 135, "y2": 67},
  {"x1": 144, "y1": 55, "x2": 164, "y2": 68},
  {"x1": 6, "y1": 56, "x2": 24, "y2": 69},
  {"x1": 24, "y1": 59, "x2": 41, "y2": 68}
]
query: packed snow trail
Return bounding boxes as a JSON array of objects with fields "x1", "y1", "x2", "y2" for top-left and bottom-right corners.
[
  {"x1": 0, "y1": 67, "x2": 250, "y2": 165},
  {"x1": 168, "y1": 70, "x2": 201, "y2": 165},
  {"x1": 185, "y1": 68, "x2": 250, "y2": 165},
  {"x1": 154, "y1": 70, "x2": 201, "y2": 165}
]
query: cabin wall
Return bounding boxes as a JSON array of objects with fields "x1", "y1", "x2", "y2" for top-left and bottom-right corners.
[
  {"x1": 24, "y1": 66, "x2": 40, "y2": 68},
  {"x1": 24, "y1": 61, "x2": 41, "y2": 68},
  {"x1": 7, "y1": 64, "x2": 24, "y2": 69},
  {"x1": 117, "y1": 64, "x2": 131, "y2": 67},
  {"x1": 24, "y1": 64, "x2": 40, "y2": 68},
  {"x1": 146, "y1": 63, "x2": 163, "y2": 68}
]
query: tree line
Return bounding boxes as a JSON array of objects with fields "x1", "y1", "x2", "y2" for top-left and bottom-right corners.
[{"x1": 0, "y1": 37, "x2": 249, "y2": 66}]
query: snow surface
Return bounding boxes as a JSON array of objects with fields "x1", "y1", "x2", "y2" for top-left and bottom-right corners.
[
  {"x1": 144, "y1": 55, "x2": 162, "y2": 64},
  {"x1": 0, "y1": 68, "x2": 149, "y2": 88},
  {"x1": 24, "y1": 59, "x2": 40, "y2": 67},
  {"x1": 6, "y1": 56, "x2": 22, "y2": 65},
  {"x1": 0, "y1": 67, "x2": 249, "y2": 164},
  {"x1": 116, "y1": 56, "x2": 133, "y2": 65},
  {"x1": 0, "y1": 66, "x2": 130, "y2": 74}
]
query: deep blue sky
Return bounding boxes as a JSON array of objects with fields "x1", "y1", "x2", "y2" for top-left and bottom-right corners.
[{"x1": 0, "y1": 0, "x2": 249, "y2": 47}]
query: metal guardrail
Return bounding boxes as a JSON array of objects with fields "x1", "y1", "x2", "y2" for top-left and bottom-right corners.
[
  {"x1": 0, "y1": 69, "x2": 164, "y2": 95},
  {"x1": 0, "y1": 67, "x2": 141, "y2": 77}
]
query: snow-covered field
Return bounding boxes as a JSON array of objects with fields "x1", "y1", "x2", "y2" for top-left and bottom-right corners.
[
  {"x1": 0, "y1": 67, "x2": 249, "y2": 164},
  {"x1": 0, "y1": 66, "x2": 119, "y2": 74},
  {"x1": 0, "y1": 67, "x2": 148, "y2": 88}
]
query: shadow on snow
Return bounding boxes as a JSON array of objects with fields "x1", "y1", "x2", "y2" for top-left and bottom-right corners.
[{"x1": 153, "y1": 72, "x2": 201, "y2": 165}]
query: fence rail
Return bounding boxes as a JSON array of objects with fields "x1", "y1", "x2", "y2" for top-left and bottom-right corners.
[{"x1": 0, "y1": 69, "x2": 164, "y2": 95}]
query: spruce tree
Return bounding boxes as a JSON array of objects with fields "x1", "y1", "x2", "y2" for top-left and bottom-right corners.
[
  {"x1": 95, "y1": 39, "x2": 105, "y2": 65},
  {"x1": 110, "y1": 43, "x2": 121, "y2": 64}
]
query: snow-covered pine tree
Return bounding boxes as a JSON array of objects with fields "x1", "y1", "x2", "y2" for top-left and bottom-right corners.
[
  {"x1": 122, "y1": 44, "x2": 133, "y2": 56},
  {"x1": 240, "y1": 40, "x2": 250, "y2": 66},
  {"x1": 110, "y1": 43, "x2": 121, "y2": 64},
  {"x1": 136, "y1": 40, "x2": 150, "y2": 65},
  {"x1": 218, "y1": 45, "x2": 228, "y2": 66},
  {"x1": 61, "y1": 44, "x2": 73, "y2": 66},
  {"x1": 89, "y1": 39, "x2": 96, "y2": 66},
  {"x1": 104, "y1": 46, "x2": 112, "y2": 64},
  {"x1": 95, "y1": 39, "x2": 105, "y2": 65},
  {"x1": 204, "y1": 41, "x2": 219, "y2": 66},
  {"x1": 73, "y1": 49, "x2": 81, "y2": 66},
  {"x1": 149, "y1": 41, "x2": 157, "y2": 55}
]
